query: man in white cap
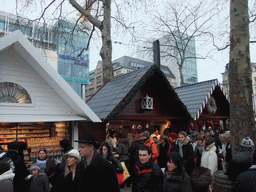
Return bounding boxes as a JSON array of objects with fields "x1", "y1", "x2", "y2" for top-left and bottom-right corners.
[{"x1": 226, "y1": 137, "x2": 254, "y2": 182}]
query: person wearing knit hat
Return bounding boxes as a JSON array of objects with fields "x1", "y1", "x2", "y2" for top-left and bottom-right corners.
[
  {"x1": 23, "y1": 163, "x2": 50, "y2": 192},
  {"x1": 51, "y1": 149, "x2": 81, "y2": 192},
  {"x1": 141, "y1": 131, "x2": 159, "y2": 164},
  {"x1": 226, "y1": 136, "x2": 255, "y2": 182},
  {"x1": 240, "y1": 137, "x2": 254, "y2": 148}
]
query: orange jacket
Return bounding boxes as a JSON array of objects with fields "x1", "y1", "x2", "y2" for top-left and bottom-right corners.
[{"x1": 144, "y1": 137, "x2": 159, "y2": 164}]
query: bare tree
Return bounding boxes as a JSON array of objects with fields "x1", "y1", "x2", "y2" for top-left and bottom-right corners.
[
  {"x1": 136, "y1": 2, "x2": 220, "y2": 86},
  {"x1": 229, "y1": 0, "x2": 256, "y2": 155}
]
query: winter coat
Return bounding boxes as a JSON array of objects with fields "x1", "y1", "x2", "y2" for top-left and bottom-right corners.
[
  {"x1": 50, "y1": 171, "x2": 75, "y2": 192},
  {"x1": 35, "y1": 158, "x2": 58, "y2": 187},
  {"x1": 226, "y1": 148, "x2": 254, "y2": 182},
  {"x1": 7, "y1": 150, "x2": 29, "y2": 192},
  {"x1": 171, "y1": 137, "x2": 195, "y2": 176},
  {"x1": 144, "y1": 137, "x2": 159, "y2": 164},
  {"x1": 23, "y1": 173, "x2": 50, "y2": 192},
  {"x1": 101, "y1": 153, "x2": 123, "y2": 173},
  {"x1": 132, "y1": 158, "x2": 164, "y2": 192},
  {"x1": 163, "y1": 168, "x2": 192, "y2": 192},
  {"x1": 117, "y1": 138, "x2": 130, "y2": 162},
  {"x1": 158, "y1": 143, "x2": 170, "y2": 168},
  {"x1": 74, "y1": 151, "x2": 120, "y2": 192},
  {"x1": 200, "y1": 143, "x2": 218, "y2": 175},
  {"x1": 234, "y1": 165, "x2": 256, "y2": 192},
  {"x1": 129, "y1": 137, "x2": 145, "y2": 176},
  {"x1": 0, "y1": 169, "x2": 15, "y2": 192},
  {"x1": 194, "y1": 144, "x2": 203, "y2": 167}
]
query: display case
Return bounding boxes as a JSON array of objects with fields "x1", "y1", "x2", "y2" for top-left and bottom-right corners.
[{"x1": 0, "y1": 122, "x2": 70, "y2": 161}]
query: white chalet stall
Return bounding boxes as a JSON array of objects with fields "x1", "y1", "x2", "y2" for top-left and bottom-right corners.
[{"x1": 0, "y1": 30, "x2": 100, "y2": 159}]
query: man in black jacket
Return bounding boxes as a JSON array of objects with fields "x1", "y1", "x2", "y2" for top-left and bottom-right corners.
[
  {"x1": 74, "y1": 132, "x2": 120, "y2": 192},
  {"x1": 132, "y1": 145, "x2": 164, "y2": 192},
  {"x1": 234, "y1": 149, "x2": 256, "y2": 192},
  {"x1": 226, "y1": 137, "x2": 254, "y2": 182}
]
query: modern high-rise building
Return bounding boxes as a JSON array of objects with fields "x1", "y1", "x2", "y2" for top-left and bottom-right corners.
[
  {"x1": 0, "y1": 11, "x2": 90, "y2": 98},
  {"x1": 137, "y1": 34, "x2": 198, "y2": 86}
]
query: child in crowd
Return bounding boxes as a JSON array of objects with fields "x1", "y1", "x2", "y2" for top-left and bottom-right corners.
[{"x1": 23, "y1": 163, "x2": 50, "y2": 192}]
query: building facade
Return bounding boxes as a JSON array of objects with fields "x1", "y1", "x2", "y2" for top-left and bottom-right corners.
[
  {"x1": 221, "y1": 63, "x2": 256, "y2": 116},
  {"x1": 136, "y1": 34, "x2": 198, "y2": 86},
  {"x1": 0, "y1": 11, "x2": 90, "y2": 98},
  {"x1": 86, "y1": 56, "x2": 177, "y2": 100}
]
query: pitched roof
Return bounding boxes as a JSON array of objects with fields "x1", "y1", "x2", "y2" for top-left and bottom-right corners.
[
  {"x1": 0, "y1": 30, "x2": 101, "y2": 123},
  {"x1": 87, "y1": 65, "x2": 189, "y2": 120},
  {"x1": 174, "y1": 79, "x2": 228, "y2": 120}
]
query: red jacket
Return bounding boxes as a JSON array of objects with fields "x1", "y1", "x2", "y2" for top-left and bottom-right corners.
[{"x1": 144, "y1": 137, "x2": 159, "y2": 164}]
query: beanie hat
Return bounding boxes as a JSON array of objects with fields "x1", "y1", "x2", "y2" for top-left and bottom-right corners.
[
  {"x1": 169, "y1": 132, "x2": 178, "y2": 140},
  {"x1": 29, "y1": 163, "x2": 41, "y2": 172},
  {"x1": 240, "y1": 137, "x2": 254, "y2": 148},
  {"x1": 225, "y1": 131, "x2": 230, "y2": 137},
  {"x1": 63, "y1": 149, "x2": 81, "y2": 162},
  {"x1": 142, "y1": 131, "x2": 150, "y2": 138}
]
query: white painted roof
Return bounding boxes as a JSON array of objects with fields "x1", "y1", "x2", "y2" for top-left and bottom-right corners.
[{"x1": 0, "y1": 30, "x2": 101, "y2": 123}]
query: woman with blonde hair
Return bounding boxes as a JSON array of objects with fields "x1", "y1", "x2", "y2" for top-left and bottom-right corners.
[{"x1": 51, "y1": 149, "x2": 81, "y2": 192}]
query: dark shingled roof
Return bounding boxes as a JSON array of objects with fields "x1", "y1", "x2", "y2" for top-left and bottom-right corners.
[
  {"x1": 87, "y1": 65, "x2": 189, "y2": 121},
  {"x1": 174, "y1": 79, "x2": 228, "y2": 120}
]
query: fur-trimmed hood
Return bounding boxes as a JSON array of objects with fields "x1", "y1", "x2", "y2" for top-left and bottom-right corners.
[
  {"x1": 175, "y1": 136, "x2": 190, "y2": 145},
  {"x1": 0, "y1": 169, "x2": 15, "y2": 182},
  {"x1": 205, "y1": 142, "x2": 216, "y2": 152}
]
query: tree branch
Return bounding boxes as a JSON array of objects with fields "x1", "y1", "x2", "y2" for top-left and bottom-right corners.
[{"x1": 69, "y1": 0, "x2": 102, "y2": 30}]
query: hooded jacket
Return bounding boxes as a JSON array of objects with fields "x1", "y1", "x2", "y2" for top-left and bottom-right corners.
[
  {"x1": 144, "y1": 137, "x2": 159, "y2": 164},
  {"x1": 171, "y1": 136, "x2": 194, "y2": 175},
  {"x1": 200, "y1": 142, "x2": 218, "y2": 175},
  {"x1": 0, "y1": 169, "x2": 15, "y2": 192}
]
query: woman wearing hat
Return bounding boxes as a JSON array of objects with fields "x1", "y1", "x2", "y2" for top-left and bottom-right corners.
[
  {"x1": 23, "y1": 163, "x2": 50, "y2": 192},
  {"x1": 51, "y1": 149, "x2": 81, "y2": 192},
  {"x1": 35, "y1": 148, "x2": 57, "y2": 187}
]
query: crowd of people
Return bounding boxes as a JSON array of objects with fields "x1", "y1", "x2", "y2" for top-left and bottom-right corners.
[{"x1": 0, "y1": 126, "x2": 256, "y2": 192}]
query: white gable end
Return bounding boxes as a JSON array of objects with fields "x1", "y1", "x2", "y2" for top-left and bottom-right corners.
[{"x1": 0, "y1": 30, "x2": 101, "y2": 123}]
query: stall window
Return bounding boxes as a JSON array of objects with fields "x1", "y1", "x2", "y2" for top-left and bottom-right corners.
[{"x1": 0, "y1": 82, "x2": 32, "y2": 104}]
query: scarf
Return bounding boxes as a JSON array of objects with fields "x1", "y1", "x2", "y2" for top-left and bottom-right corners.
[
  {"x1": 178, "y1": 141, "x2": 184, "y2": 158},
  {"x1": 36, "y1": 159, "x2": 47, "y2": 172}
]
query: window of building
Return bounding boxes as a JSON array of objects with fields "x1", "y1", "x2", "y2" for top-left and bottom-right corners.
[{"x1": 0, "y1": 82, "x2": 32, "y2": 104}]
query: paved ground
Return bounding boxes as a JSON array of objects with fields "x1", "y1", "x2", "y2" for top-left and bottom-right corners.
[{"x1": 120, "y1": 186, "x2": 131, "y2": 192}]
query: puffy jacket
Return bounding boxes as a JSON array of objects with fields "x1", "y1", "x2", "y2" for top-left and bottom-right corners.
[
  {"x1": 118, "y1": 138, "x2": 130, "y2": 162},
  {"x1": 200, "y1": 142, "x2": 218, "y2": 175},
  {"x1": 144, "y1": 137, "x2": 159, "y2": 164},
  {"x1": 0, "y1": 169, "x2": 15, "y2": 192}
]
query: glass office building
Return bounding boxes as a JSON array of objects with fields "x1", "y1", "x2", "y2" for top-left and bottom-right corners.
[{"x1": 0, "y1": 11, "x2": 90, "y2": 98}]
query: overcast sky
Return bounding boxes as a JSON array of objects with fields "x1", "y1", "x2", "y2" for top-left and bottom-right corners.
[{"x1": 1, "y1": 0, "x2": 256, "y2": 83}]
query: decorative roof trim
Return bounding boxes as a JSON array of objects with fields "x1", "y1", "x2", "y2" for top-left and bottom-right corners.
[{"x1": 195, "y1": 79, "x2": 228, "y2": 120}]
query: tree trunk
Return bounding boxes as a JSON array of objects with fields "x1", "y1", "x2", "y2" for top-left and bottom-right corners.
[
  {"x1": 229, "y1": 0, "x2": 256, "y2": 155},
  {"x1": 100, "y1": 0, "x2": 113, "y2": 84},
  {"x1": 179, "y1": 65, "x2": 184, "y2": 86}
]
